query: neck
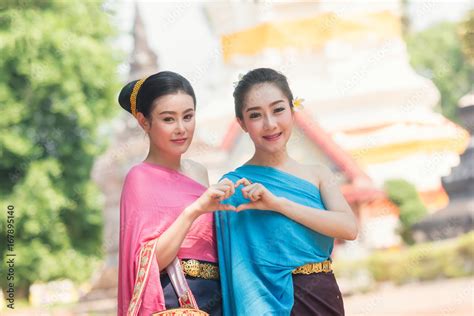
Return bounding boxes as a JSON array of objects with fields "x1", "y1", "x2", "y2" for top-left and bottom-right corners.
[
  {"x1": 248, "y1": 147, "x2": 290, "y2": 168},
  {"x1": 145, "y1": 145, "x2": 182, "y2": 171}
]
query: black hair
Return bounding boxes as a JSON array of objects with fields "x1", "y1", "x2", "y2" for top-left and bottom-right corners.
[
  {"x1": 118, "y1": 71, "x2": 196, "y2": 118},
  {"x1": 233, "y1": 68, "x2": 294, "y2": 120}
]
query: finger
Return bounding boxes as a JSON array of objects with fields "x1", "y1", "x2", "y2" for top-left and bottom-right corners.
[
  {"x1": 248, "y1": 183, "x2": 262, "y2": 198},
  {"x1": 219, "y1": 182, "x2": 235, "y2": 199},
  {"x1": 236, "y1": 203, "x2": 254, "y2": 212},
  {"x1": 247, "y1": 187, "x2": 256, "y2": 201},
  {"x1": 214, "y1": 183, "x2": 229, "y2": 191},
  {"x1": 248, "y1": 185, "x2": 264, "y2": 202},
  {"x1": 235, "y1": 178, "x2": 252, "y2": 187},
  {"x1": 222, "y1": 178, "x2": 236, "y2": 197},
  {"x1": 208, "y1": 188, "x2": 226, "y2": 200},
  {"x1": 218, "y1": 204, "x2": 237, "y2": 211},
  {"x1": 241, "y1": 182, "x2": 260, "y2": 192},
  {"x1": 219, "y1": 178, "x2": 234, "y2": 194},
  {"x1": 229, "y1": 187, "x2": 235, "y2": 199},
  {"x1": 215, "y1": 183, "x2": 232, "y2": 197},
  {"x1": 241, "y1": 183, "x2": 257, "y2": 197},
  {"x1": 220, "y1": 178, "x2": 235, "y2": 188}
]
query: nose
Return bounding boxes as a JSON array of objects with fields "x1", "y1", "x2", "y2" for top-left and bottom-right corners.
[
  {"x1": 175, "y1": 119, "x2": 186, "y2": 135},
  {"x1": 263, "y1": 115, "x2": 277, "y2": 130}
]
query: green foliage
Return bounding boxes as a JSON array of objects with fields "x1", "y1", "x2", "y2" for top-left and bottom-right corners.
[
  {"x1": 334, "y1": 232, "x2": 474, "y2": 286},
  {"x1": 385, "y1": 179, "x2": 427, "y2": 244},
  {"x1": 0, "y1": 0, "x2": 121, "y2": 296},
  {"x1": 459, "y1": 10, "x2": 474, "y2": 66},
  {"x1": 406, "y1": 21, "x2": 474, "y2": 121}
]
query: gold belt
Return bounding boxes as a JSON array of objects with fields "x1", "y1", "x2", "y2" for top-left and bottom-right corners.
[
  {"x1": 180, "y1": 259, "x2": 219, "y2": 280},
  {"x1": 292, "y1": 260, "x2": 332, "y2": 275}
]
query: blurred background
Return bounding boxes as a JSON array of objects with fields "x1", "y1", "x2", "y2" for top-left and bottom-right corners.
[{"x1": 0, "y1": 0, "x2": 473, "y2": 315}]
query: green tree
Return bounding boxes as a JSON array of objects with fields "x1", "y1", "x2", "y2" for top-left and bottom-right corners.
[
  {"x1": 385, "y1": 179, "x2": 428, "y2": 245},
  {"x1": 406, "y1": 21, "x2": 474, "y2": 121},
  {"x1": 459, "y1": 10, "x2": 474, "y2": 66},
  {"x1": 0, "y1": 0, "x2": 121, "y2": 297}
]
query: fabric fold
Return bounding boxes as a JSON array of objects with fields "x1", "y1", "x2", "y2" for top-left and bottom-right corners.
[
  {"x1": 118, "y1": 162, "x2": 213, "y2": 315},
  {"x1": 215, "y1": 165, "x2": 335, "y2": 315}
]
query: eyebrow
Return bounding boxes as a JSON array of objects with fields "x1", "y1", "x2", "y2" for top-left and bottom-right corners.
[
  {"x1": 159, "y1": 108, "x2": 194, "y2": 115},
  {"x1": 245, "y1": 100, "x2": 285, "y2": 112}
]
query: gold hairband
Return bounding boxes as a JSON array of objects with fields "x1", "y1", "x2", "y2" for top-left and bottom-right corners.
[{"x1": 130, "y1": 78, "x2": 146, "y2": 117}]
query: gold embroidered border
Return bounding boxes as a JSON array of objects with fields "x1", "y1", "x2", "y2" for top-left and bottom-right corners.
[
  {"x1": 292, "y1": 260, "x2": 332, "y2": 275},
  {"x1": 180, "y1": 259, "x2": 219, "y2": 280},
  {"x1": 128, "y1": 239, "x2": 157, "y2": 316}
]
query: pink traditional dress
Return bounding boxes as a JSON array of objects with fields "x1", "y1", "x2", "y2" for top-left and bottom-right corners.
[{"x1": 117, "y1": 162, "x2": 219, "y2": 316}]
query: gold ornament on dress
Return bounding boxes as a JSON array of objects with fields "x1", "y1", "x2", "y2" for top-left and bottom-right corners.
[
  {"x1": 180, "y1": 259, "x2": 219, "y2": 280},
  {"x1": 152, "y1": 308, "x2": 209, "y2": 316},
  {"x1": 292, "y1": 260, "x2": 332, "y2": 275}
]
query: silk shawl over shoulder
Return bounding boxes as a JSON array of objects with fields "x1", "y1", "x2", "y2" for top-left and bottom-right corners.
[
  {"x1": 118, "y1": 162, "x2": 216, "y2": 315},
  {"x1": 215, "y1": 165, "x2": 334, "y2": 316}
]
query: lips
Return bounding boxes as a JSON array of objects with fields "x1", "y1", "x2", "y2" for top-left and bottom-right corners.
[
  {"x1": 171, "y1": 138, "x2": 187, "y2": 144},
  {"x1": 262, "y1": 132, "x2": 282, "y2": 141}
]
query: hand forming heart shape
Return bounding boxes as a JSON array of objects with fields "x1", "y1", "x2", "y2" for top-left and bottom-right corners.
[{"x1": 221, "y1": 177, "x2": 281, "y2": 213}]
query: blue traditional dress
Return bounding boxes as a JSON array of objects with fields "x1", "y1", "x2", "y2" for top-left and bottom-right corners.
[{"x1": 215, "y1": 165, "x2": 341, "y2": 315}]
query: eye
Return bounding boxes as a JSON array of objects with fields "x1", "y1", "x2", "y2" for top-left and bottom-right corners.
[
  {"x1": 184, "y1": 114, "x2": 194, "y2": 121},
  {"x1": 274, "y1": 107, "x2": 285, "y2": 113},
  {"x1": 163, "y1": 117, "x2": 174, "y2": 122},
  {"x1": 249, "y1": 112, "x2": 261, "y2": 119}
]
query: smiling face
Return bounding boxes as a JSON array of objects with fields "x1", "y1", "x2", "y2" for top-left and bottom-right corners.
[
  {"x1": 237, "y1": 83, "x2": 294, "y2": 154},
  {"x1": 138, "y1": 91, "x2": 196, "y2": 156}
]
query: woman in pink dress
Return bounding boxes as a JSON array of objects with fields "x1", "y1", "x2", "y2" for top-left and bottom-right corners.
[{"x1": 117, "y1": 71, "x2": 234, "y2": 315}]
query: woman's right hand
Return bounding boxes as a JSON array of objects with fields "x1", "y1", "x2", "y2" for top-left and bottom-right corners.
[{"x1": 191, "y1": 178, "x2": 236, "y2": 217}]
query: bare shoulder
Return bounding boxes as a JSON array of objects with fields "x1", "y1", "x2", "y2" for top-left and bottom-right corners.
[
  {"x1": 311, "y1": 163, "x2": 341, "y2": 190},
  {"x1": 182, "y1": 159, "x2": 209, "y2": 187},
  {"x1": 312, "y1": 163, "x2": 334, "y2": 178},
  {"x1": 297, "y1": 162, "x2": 335, "y2": 188},
  {"x1": 287, "y1": 161, "x2": 322, "y2": 189}
]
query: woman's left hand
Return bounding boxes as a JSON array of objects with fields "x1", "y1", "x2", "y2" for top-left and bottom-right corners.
[{"x1": 234, "y1": 178, "x2": 281, "y2": 212}]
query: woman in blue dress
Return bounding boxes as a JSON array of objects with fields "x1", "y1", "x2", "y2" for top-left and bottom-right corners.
[{"x1": 215, "y1": 68, "x2": 358, "y2": 315}]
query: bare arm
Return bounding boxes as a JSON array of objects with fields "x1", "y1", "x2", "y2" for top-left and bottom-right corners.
[
  {"x1": 276, "y1": 165, "x2": 358, "y2": 240},
  {"x1": 154, "y1": 166, "x2": 234, "y2": 271},
  {"x1": 154, "y1": 203, "x2": 200, "y2": 272},
  {"x1": 235, "y1": 166, "x2": 358, "y2": 240}
]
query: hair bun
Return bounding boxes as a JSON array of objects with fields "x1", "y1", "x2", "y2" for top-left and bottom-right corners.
[
  {"x1": 118, "y1": 79, "x2": 139, "y2": 114},
  {"x1": 117, "y1": 71, "x2": 196, "y2": 118}
]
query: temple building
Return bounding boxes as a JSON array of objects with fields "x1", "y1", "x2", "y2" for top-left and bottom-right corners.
[
  {"x1": 81, "y1": 1, "x2": 470, "y2": 312},
  {"x1": 199, "y1": 1, "x2": 469, "y2": 249}
]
